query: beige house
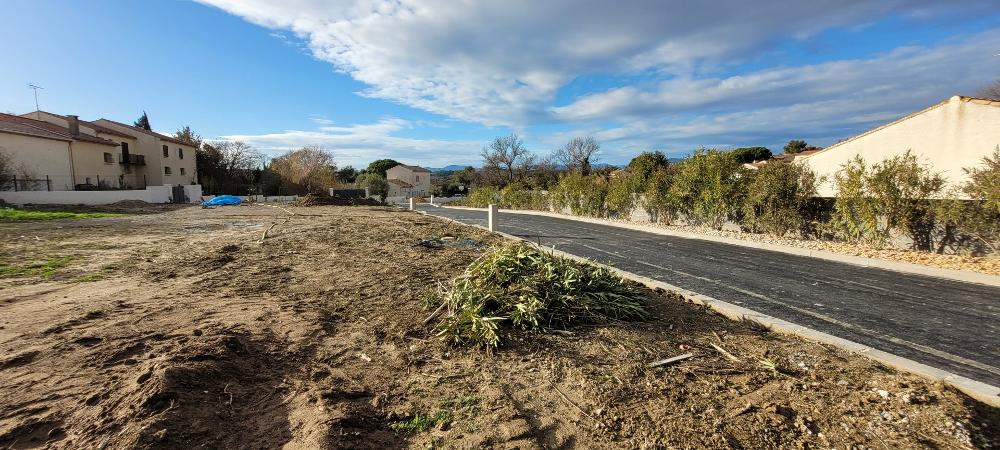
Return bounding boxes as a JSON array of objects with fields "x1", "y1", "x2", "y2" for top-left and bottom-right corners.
[
  {"x1": 800, "y1": 96, "x2": 1000, "y2": 197},
  {"x1": 91, "y1": 118, "x2": 198, "y2": 186},
  {"x1": 1, "y1": 113, "x2": 123, "y2": 190},
  {"x1": 386, "y1": 164, "x2": 432, "y2": 197}
]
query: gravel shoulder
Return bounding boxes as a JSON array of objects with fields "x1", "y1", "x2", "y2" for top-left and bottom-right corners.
[{"x1": 1, "y1": 205, "x2": 998, "y2": 449}]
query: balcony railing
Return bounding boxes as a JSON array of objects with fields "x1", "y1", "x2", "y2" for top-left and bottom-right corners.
[{"x1": 119, "y1": 153, "x2": 146, "y2": 165}]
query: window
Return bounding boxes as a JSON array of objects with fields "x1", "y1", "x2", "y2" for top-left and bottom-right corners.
[
  {"x1": 178, "y1": 147, "x2": 184, "y2": 159},
  {"x1": 103, "y1": 152, "x2": 114, "y2": 163},
  {"x1": 164, "y1": 166, "x2": 172, "y2": 175},
  {"x1": 415, "y1": 175, "x2": 420, "y2": 182},
  {"x1": 180, "y1": 167, "x2": 186, "y2": 175},
  {"x1": 121, "y1": 142, "x2": 129, "y2": 153},
  {"x1": 162, "y1": 145, "x2": 169, "y2": 158}
]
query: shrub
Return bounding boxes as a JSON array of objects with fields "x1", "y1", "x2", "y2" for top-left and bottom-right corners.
[
  {"x1": 431, "y1": 242, "x2": 647, "y2": 348},
  {"x1": 605, "y1": 173, "x2": 638, "y2": 219},
  {"x1": 741, "y1": 160, "x2": 818, "y2": 236},
  {"x1": 641, "y1": 167, "x2": 678, "y2": 224},
  {"x1": 830, "y1": 152, "x2": 944, "y2": 248},
  {"x1": 355, "y1": 172, "x2": 389, "y2": 202},
  {"x1": 936, "y1": 147, "x2": 1000, "y2": 254},
  {"x1": 464, "y1": 186, "x2": 500, "y2": 207},
  {"x1": 550, "y1": 173, "x2": 608, "y2": 217},
  {"x1": 626, "y1": 151, "x2": 671, "y2": 192},
  {"x1": 668, "y1": 149, "x2": 744, "y2": 229}
]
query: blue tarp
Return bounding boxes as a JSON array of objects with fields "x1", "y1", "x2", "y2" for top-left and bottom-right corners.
[{"x1": 202, "y1": 195, "x2": 242, "y2": 207}]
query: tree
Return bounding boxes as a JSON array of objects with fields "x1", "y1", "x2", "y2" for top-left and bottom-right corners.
[
  {"x1": 555, "y1": 136, "x2": 600, "y2": 175},
  {"x1": 480, "y1": 133, "x2": 534, "y2": 187},
  {"x1": 627, "y1": 151, "x2": 671, "y2": 185},
  {"x1": 365, "y1": 159, "x2": 400, "y2": 178},
  {"x1": 356, "y1": 172, "x2": 389, "y2": 202},
  {"x1": 667, "y1": 149, "x2": 744, "y2": 229},
  {"x1": 336, "y1": 166, "x2": 359, "y2": 184},
  {"x1": 269, "y1": 146, "x2": 338, "y2": 195},
  {"x1": 134, "y1": 111, "x2": 151, "y2": 131},
  {"x1": 196, "y1": 140, "x2": 264, "y2": 194},
  {"x1": 730, "y1": 147, "x2": 772, "y2": 164},
  {"x1": 173, "y1": 126, "x2": 203, "y2": 148},
  {"x1": 783, "y1": 140, "x2": 808, "y2": 154},
  {"x1": 451, "y1": 166, "x2": 478, "y2": 193},
  {"x1": 977, "y1": 77, "x2": 1000, "y2": 101}
]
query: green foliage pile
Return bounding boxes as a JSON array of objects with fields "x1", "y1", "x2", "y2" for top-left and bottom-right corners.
[
  {"x1": 741, "y1": 160, "x2": 818, "y2": 236},
  {"x1": 431, "y1": 242, "x2": 647, "y2": 349}
]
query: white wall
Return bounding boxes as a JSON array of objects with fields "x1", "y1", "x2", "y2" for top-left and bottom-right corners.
[
  {"x1": 0, "y1": 185, "x2": 202, "y2": 205},
  {"x1": 802, "y1": 96, "x2": 1000, "y2": 197}
]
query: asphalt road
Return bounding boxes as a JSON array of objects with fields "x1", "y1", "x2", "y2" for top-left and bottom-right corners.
[{"x1": 417, "y1": 205, "x2": 1000, "y2": 388}]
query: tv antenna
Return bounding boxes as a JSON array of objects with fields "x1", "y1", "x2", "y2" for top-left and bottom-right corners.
[{"x1": 27, "y1": 83, "x2": 44, "y2": 118}]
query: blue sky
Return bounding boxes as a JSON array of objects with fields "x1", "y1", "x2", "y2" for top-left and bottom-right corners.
[{"x1": 2, "y1": 1, "x2": 999, "y2": 168}]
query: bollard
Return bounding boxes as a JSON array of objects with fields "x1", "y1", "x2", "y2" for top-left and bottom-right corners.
[
  {"x1": 430, "y1": 194, "x2": 435, "y2": 206},
  {"x1": 409, "y1": 197, "x2": 415, "y2": 210},
  {"x1": 488, "y1": 203, "x2": 498, "y2": 232}
]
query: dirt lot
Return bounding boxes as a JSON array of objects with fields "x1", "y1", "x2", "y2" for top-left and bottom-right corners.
[{"x1": 1, "y1": 205, "x2": 997, "y2": 449}]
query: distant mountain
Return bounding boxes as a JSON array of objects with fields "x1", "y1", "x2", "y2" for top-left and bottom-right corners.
[{"x1": 427, "y1": 165, "x2": 471, "y2": 172}]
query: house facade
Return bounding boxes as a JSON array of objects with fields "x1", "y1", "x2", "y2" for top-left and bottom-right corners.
[
  {"x1": 386, "y1": 164, "x2": 431, "y2": 197},
  {"x1": 800, "y1": 96, "x2": 1000, "y2": 197},
  {"x1": 1, "y1": 113, "x2": 123, "y2": 190},
  {"x1": 1, "y1": 111, "x2": 198, "y2": 191}
]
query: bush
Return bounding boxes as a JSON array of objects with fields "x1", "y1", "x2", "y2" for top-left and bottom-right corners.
[
  {"x1": 668, "y1": 149, "x2": 744, "y2": 229},
  {"x1": 431, "y1": 242, "x2": 647, "y2": 348},
  {"x1": 550, "y1": 172, "x2": 608, "y2": 217},
  {"x1": 463, "y1": 186, "x2": 500, "y2": 207},
  {"x1": 741, "y1": 160, "x2": 818, "y2": 236},
  {"x1": 355, "y1": 172, "x2": 390, "y2": 202},
  {"x1": 641, "y1": 167, "x2": 678, "y2": 224},
  {"x1": 605, "y1": 173, "x2": 638, "y2": 219},
  {"x1": 936, "y1": 147, "x2": 1000, "y2": 254},
  {"x1": 830, "y1": 152, "x2": 944, "y2": 248}
]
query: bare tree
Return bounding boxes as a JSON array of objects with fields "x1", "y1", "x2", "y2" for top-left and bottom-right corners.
[
  {"x1": 480, "y1": 133, "x2": 534, "y2": 186},
  {"x1": 555, "y1": 136, "x2": 600, "y2": 175},
  {"x1": 978, "y1": 77, "x2": 1000, "y2": 100}
]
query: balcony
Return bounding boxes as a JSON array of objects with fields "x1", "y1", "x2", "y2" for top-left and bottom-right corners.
[{"x1": 119, "y1": 153, "x2": 146, "y2": 165}]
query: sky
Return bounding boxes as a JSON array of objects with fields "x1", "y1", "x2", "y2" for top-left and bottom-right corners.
[{"x1": 2, "y1": 0, "x2": 999, "y2": 169}]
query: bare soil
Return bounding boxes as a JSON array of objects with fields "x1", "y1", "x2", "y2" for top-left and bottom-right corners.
[{"x1": 0, "y1": 205, "x2": 997, "y2": 449}]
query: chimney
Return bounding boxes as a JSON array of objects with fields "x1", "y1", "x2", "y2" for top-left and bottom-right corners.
[{"x1": 67, "y1": 115, "x2": 80, "y2": 136}]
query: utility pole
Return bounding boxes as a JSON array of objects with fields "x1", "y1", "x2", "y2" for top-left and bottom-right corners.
[{"x1": 27, "y1": 83, "x2": 43, "y2": 118}]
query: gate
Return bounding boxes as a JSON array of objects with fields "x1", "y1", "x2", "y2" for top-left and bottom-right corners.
[{"x1": 171, "y1": 185, "x2": 188, "y2": 203}]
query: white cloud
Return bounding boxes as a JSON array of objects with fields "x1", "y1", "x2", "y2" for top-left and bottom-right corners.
[
  {"x1": 197, "y1": 0, "x2": 991, "y2": 127},
  {"x1": 216, "y1": 117, "x2": 480, "y2": 168}
]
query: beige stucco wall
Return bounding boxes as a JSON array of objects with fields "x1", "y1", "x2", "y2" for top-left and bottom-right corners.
[
  {"x1": 386, "y1": 165, "x2": 431, "y2": 196},
  {"x1": 0, "y1": 132, "x2": 73, "y2": 190},
  {"x1": 159, "y1": 141, "x2": 198, "y2": 185},
  {"x1": 802, "y1": 96, "x2": 1000, "y2": 197},
  {"x1": 69, "y1": 141, "x2": 125, "y2": 188}
]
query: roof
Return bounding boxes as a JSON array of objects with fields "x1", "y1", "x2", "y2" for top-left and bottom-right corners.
[
  {"x1": 395, "y1": 164, "x2": 431, "y2": 173},
  {"x1": 387, "y1": 178, "x2": 414, "y2": 188},
  {"x1": 23, "y1": 111, "x2": 138, "y2": 140},
  {"x1": 797, "y1": 95, "x2": 1000, "y2": 161},
  {"x1": 96, "y1": 118, "x2": 197, "y2": 147},
  {"x1": 0, "y1": 113, "x2": 117, "y2": 146}
]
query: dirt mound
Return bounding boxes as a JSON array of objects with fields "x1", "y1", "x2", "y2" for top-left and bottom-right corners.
[{"x1": 293, "y1": 194, "x2": 383, "y2": 207}]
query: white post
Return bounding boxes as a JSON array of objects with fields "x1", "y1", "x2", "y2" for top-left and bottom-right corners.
[
  {"x1": 409, "y1": 197, "x2": 415, "y2": 211},
  {"x1": 488, "y1": 203, "x2": 497, "y2": 232},
  {"x1": 430, "y1": 194, "x2": 435, "y2": 206}
]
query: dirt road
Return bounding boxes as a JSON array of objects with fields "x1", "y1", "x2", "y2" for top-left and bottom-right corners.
[{"x1": 1, "y1": 205, "x2": 997, "y2": 449}]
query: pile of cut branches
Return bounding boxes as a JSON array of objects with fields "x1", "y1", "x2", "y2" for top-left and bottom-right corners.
[{"x1": 429, "y1": 242, "x2": 647, "y2": 348}]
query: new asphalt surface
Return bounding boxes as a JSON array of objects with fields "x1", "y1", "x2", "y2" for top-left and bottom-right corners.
[{"x1": 417, "y1": 205, "x2": 1000, "y2": 388}]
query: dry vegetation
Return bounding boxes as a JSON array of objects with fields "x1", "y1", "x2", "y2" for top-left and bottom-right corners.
[{"x1": 0, "y1": 205, "x2": 997, "y2": 449}]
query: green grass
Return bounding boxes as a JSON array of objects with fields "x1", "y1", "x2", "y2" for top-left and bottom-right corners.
[
  {"x1": 431, "y1": 242, "x2": 647, "y2": 349},
  {"x1": 389, "y1": 410, "x2": 454, "y2": 433},
  {"x1": 0, "y1": 256, "x2": 75, "y2": 278},
  {"x1": 73, "y1": 265, "x2": 118, "y2": 283},
  {"x1": 0, "y1": 207, "x2": 125, "y2": 222}
]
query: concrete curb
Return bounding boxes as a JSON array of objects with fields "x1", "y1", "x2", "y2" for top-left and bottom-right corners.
[
  {"x1": 438, "y1": 205, "x2": 1000, "y2": 287},
  {"x1": 417, "y1": 210, "x2": 1000, "y2": 408}
]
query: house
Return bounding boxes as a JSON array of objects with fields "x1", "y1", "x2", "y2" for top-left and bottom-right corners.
[
  {"x1": 799, "y1": 96, "x2": 1000, "y2": 197},
  {"x1": 5, "y1": 111, "x2": 199, "y2": 190},
  {"x1": 386, "y1": 164, "x2": 431, "y2": 197},
  {"x1": 0, "y1": 113, "x2": 124, "y2": 190}
]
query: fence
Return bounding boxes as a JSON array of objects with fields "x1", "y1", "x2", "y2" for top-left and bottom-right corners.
[{"x1": 1, "y1": 174, "x2": 149, "y2": 192}]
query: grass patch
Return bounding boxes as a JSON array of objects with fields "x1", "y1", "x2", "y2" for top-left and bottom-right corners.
[
  {"x1": 0, "y1": 256, "x2": 75, "y2": 278},
  {"x1": 0, "y1": 207, "x2": 125, "y2": 222},
  {"x1": 389, "y1": 410, "x2": 453, "y2": 433},
  {"x1": 73, "y1": 265, "x2": 118, "y2": 283},
  {"x1": 431, "y1": 242, "x2": 647, "y2": 348}
]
